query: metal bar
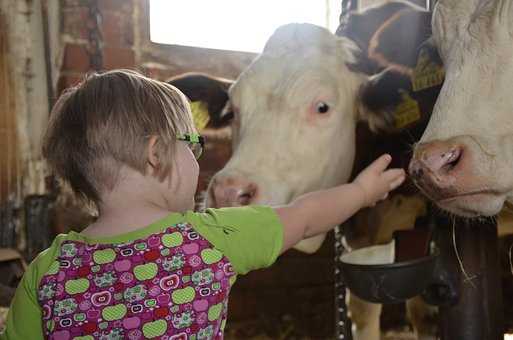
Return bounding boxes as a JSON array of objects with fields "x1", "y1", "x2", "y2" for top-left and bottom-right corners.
[
  {"x1": 436, "y1": 218, "x2": 503, "y2": 340},
  {"x1": 429, "y1": 0, "x2": 437, "y2": 12},
  {"x1": 341, "y1": 0, "x2": 358, "y2": 14}
]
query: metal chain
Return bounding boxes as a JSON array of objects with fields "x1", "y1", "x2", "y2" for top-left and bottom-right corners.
[
  {"x1": 334, "y1": 225, "x2": 352, "y2": 340},
  {"x1": 86, "y1": 0, "x2": 103, "y2": 71},
  {"x1": 334, "y1": 0, "x2": 357, "y2": 335}
]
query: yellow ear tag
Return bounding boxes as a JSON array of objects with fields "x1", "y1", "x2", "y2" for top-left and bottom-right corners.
[
  {"x1": 190, "y1": 101, "x2": 210, "y2": 132},
  {"x1": 394, "y1": 90, "x2": 421, "y2": 129},
  {"x1": 411, "y1": 48, "x2": 445, "y2": 92}
]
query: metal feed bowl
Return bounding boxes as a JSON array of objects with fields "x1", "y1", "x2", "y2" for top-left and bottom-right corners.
[{"x1": 339, "y1": 241, "x2": 438, "y2": 304}]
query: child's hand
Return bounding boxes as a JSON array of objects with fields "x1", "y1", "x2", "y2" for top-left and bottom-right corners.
[{"x1": 353, "y1": 154, "x2": 406, "y2": 207}]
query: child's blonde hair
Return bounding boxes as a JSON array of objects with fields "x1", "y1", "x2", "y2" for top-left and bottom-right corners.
[{"x1": 43, "y1": 69, "x2": 195, "y2": 205}]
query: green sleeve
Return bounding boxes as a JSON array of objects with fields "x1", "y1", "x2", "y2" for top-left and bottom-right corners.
[
  {"x1": 1, "y1": 236, "x2": 65, "y2": 340},
  {"x1": 186, "y1": 205, "x2": 283, "y2": 275}
]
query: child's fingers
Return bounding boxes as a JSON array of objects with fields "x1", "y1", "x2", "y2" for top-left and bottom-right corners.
[
  {"x1": 370, "y1": 154, "x2": 392, "y2": 172},
  {"x1": 389, "y1": 173, "x2": 406, "y2": 190},
  {"x1": 390, "y1": 177, "x2": 406, "y2": 190},
  {"x1": 382, "y1": 168, "x2": 405, "y2": 182},
  {"x1": 381, "y1": 168, "x2": 406, "y2": 190}
]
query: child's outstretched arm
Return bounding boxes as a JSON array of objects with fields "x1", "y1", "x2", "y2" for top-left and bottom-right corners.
[{"x1": 276, "y1": 154, "x2": 405, "y2": 253}]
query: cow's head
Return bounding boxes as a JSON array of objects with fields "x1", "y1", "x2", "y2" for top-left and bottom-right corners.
[
  {"x1": 409, "y1": 0, "x2": 513, "y2": 217},
  {"x1": 210, "y1": 24, "x2": 365, "y2": 212},
  {"x1": 171, "y1": 23, "x2": 419, "y2": 252}
]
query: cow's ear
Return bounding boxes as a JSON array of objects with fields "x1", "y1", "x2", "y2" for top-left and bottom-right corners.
[
  {"x1": 357, "y1": 67, "x2": 413, "y2": 132},
  {"x1": 337, "y1": 1, "x2": 432, "y2": 74},
  {"x1": 167, "y1": 73, "x2": 234, "y2": 129}
]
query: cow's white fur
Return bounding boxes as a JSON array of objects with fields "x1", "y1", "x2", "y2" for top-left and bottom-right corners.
[
  {"x1": 208, "y1": 24, "x2": 366, "y2": 253},
  {"x1": 417, "y1": 0, "x2": 513, "y2": 216}
]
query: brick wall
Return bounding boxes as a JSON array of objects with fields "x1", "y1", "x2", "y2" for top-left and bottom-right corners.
[{"x1": 58, "y1": 0, "x2": 255, "y2": 92}]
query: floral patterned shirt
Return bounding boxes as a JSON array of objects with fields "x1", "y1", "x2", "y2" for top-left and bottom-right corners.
[{"x1": 1, "y1": 206, "x2": 283, "y2": 340}]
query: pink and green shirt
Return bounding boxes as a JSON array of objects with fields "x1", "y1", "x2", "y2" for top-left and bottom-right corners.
[{"x1": 1, "y1": 206, "x2": 283, "y2": 340}]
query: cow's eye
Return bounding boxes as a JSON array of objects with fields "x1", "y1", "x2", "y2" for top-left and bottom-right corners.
[{"x1": 316, "y1": 101, "x2": 330, "y2": 114}]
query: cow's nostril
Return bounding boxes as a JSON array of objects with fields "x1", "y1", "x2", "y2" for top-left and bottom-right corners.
[
  {"x1": 209, "y1": 176, "x2": 258, "y2": 208},
  {"x1": 408, "y1": 160, "x2": 424, "y2": 180},
  {"x1": 441, "y1": 148, "x2": 462, "y2": 172},
  {"x1": 237, "y1": 184, "x2": 257, "y2": 206},
  {"x1": 238, "y1": 192, "x2": 253, "y2": 205},
  {"x1": 413, "y1": 167, "x2": 424, "y2": 179}
]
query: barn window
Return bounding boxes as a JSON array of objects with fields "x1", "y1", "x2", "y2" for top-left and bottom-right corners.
[{"x1": 149, "y1": 0, "x2": 341, "y2": 53}]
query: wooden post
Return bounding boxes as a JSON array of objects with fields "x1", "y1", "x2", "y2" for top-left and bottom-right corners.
[{"x1": 437, "y1": 218, "x2": 503, "y2": 340}]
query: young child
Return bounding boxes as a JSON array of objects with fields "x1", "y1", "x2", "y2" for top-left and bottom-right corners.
[{"x1": 1, "y1": 69, "x2": 405, "y2": 340}]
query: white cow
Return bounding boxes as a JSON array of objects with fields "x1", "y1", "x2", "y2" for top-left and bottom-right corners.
[
  {"x1": 205, "y1": 24, "x2": 383, "y2": 339},
  {"x1": 410, "y1": 0, "x2": 513, "y2": 217},
  {"x1": 207, "y1": 24, "x2": 363, "y2": 253},
  {"x1": 170, "y1": 3, "x2": 439, "y2": 339}
]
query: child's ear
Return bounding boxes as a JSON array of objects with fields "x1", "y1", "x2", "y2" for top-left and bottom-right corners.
[{"x1": 146, "y1": 136, "x2": 160, "y2": 174}]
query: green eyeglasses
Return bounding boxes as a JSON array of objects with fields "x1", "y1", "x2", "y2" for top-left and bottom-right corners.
[{"x1": 177, "y1": 133, "x2": 205, "y2": 160}]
